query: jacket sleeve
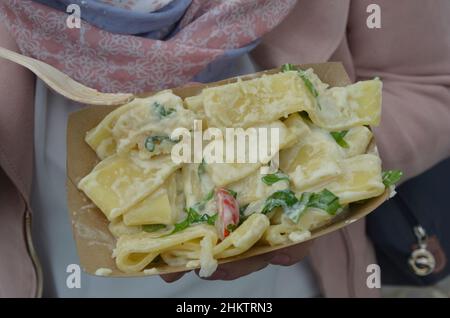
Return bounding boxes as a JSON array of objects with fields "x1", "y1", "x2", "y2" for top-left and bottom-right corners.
[
  {"x1": 374, "y1": 78, "x2": 450, "y2": 180},
  {"x1": 251, "y1": 0, "x2": 450, "y2": 182}
]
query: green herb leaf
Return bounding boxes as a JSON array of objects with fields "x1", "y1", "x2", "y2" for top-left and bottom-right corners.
[
  {"x1": 330, "y1": 130, "x2": 349, "y2": 148},
  {"x1": 298, "y1": 70, "x2": 319, "y2": 98},
  {"x1": 284, "y1": 192, "x2": 312, "y2": 223},
  {"x1": 171, "y1": 219, "x2": 190, "y2": 234},
  {"x1": 171, "y1": 208, "x2": 200, "y2": 234},
  {"x1": 170, "y1": 196, "x2": 217, "y2": 235},
  {"x1": 144, "y1": 135, "x2": 178, "y2": 152},
  {"x1": 281, "y1": 63, "x2": 296, "y2": 72},
  {"x1": 280, "y1": 64, "x2": 321, "y2": 109},
  {"x1": 308, "y1": 189, "x2": 342, "y2": 215},
  {"x1": 261, "y1": 189, "x2": 298, "y2": 215},
  {"x1": 142, "y1": 224, "x2": 166, "y2": 233},
  {"x1": 382, "y1": 170, "x2": 403, "y2": 187},
  {"x1": 205, "y1": 213, "x2": 218, "y2": 225},
  {"x1": 261, "y1": 172, "x2": 289, "y2": 185},
  {"x1": 261, "y1": 188, "x2": 342, "y2": 222},
  {"x1": 153, "y1": 101, "x2": 175, "y2": 118}
]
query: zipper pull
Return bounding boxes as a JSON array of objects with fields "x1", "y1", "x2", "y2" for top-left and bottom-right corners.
[{"x1": 408, "y1": 225, "x2": 436, "y2": 276}]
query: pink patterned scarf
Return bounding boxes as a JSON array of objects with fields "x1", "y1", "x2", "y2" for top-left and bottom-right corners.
[{"x1": 0, "y1": 0, "x2": 296, "y2": 93}]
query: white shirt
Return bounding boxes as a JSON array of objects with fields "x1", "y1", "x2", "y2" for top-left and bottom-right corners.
[{"x1": 30, "y1": 56, "x2": 319, "y2": 297}]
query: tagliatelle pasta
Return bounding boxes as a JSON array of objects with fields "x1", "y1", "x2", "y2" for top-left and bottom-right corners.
[
  {"x1": 114, "y1": 224, "x2": 218, "y2": 273},
  {"x1": 78, "y1": 66, "x2": 387, "y2": 277},
  {"x1": 213, "y1": 213, "x2": 270, "y2": 259}
]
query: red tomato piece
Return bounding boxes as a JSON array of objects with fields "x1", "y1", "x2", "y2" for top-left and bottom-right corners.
[{"x1": 215, "y1": 188, "x2": 239, "y2": 240}]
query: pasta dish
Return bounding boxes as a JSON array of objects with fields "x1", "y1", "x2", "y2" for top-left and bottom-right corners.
[{"x1": 77, "y1": 64, "x2": 387, "y2": 277}]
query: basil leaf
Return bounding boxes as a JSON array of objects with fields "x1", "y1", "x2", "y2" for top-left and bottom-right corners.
[
  {"x1": 281, "y1": 64, "x2": 317, "y2": 96},
  {"x1": 267, "y1": 189, "x2": 298, "y2": 206},
  {"x1": 330, "y1": 130, "x2": 349, "y2": 148},
  {"x1": 261, "y1": 188, "x2": 342, "y2": 222},
  {"x1": 170, "y1": 200, "x2": 217, "y2": 235},
  {"x1": 284, "y1": 192, "x2": 312, "y2": 223},
  {"x1": 261, "y1": 172, "x2": 289, "y2": 185},
  {"x1": 142, "y1": 224, "x2": 166, "y2": 233},
  {"x1": 298, "y1": 70, "x2": 321, "y2": 109},
  {"x1": 153, "y1": 101, "x2": 175, "y2": 118},
  {"x1": 144, "y1": 135, "x2": 178, "y2": 152},
  {"x1": 281, "y1": 63, "x2": 296, "y2": 72},
  {"x1": 298, "y1": 70, "x2": 319, "y2": 98},
  {"x1": 382, "y1": 170, "x2": 403, "y2": 187},
  {"x1": 261, "y1": 189, "x2": 297, "y2": 215},
  {"x1": 281, "y1": 64, "x2": 321, "y2": 108},
  {"x1": 171, "y1": 219, "x2": 190, "y2": 234},
  {"x1": 170, "y1": 208, "x2": 200, "y2": 235},
  {"x1": 144, "y1": 135, "x2": 168, "y2": 152},
  {"x1": 205, "y1": 213, "x2": 217, "y2": 225},
  {"x1": 308, "y1": 189, "x2": 342, "y2": 215}
]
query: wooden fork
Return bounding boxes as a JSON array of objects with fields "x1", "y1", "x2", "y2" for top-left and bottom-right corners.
[{"x1": 0, "y1": 46, "x2": 134, "y2": 106}]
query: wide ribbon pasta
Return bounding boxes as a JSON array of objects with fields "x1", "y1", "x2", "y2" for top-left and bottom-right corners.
[
  {"x1": 213, "y1": 213, "x2": 270, "y2": 259},
  {"x1": 114, "y1": 224, "x2": 218, "y2": 274},
  {"x1": 78, "y1": 152, "x2": 180, "y2": 219},
  {"x1": 193, "y1": 71, "x2": 381, "y2": 132},
  {"x1": 77, "y1": 67, "x2": 386, "y2": 277}
]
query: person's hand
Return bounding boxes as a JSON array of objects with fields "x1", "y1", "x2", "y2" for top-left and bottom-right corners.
[{"x1": 160, "y1": 240, "x2": 312, "y2": 282}]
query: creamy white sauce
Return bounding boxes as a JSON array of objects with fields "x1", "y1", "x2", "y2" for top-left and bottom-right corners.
[
  {"x1": 288, "y1": 230, "x2": 311, "y2": 243},
  {"x1": 95, "y1": 268, "x2": 113, "y2": 276},
  {"x1": 143, "y1": 268, "x2": 159, "y2": 275}
]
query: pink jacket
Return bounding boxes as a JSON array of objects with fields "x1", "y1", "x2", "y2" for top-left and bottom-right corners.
[{"x1": 1, "y1": 0, "x2": 449, "y2": 297}]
